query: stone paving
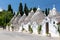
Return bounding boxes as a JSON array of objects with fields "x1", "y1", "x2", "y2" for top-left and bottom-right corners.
[{"x1": 0, "y1": 30, "x2": 60, "y2": 40}]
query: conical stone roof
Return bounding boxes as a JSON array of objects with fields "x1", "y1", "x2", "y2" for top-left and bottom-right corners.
[
  {"x1": 10, "y1": 14, "x2": 17, "y2": 24},
  {"x1": 48, "y1": 5, "x2": 60, "y2": 23},
  {"x1": 12, "y1": 14, "x2": 21, "y2": 25},
  {"x1": 48, "y1": 5, "x2": 60, "y2": 17},
  {"x1": 48, "y1": 5, "x2": 57, "y2": 16},
  {"x1": 18, "y1": 13, "x2": 26, "y2": 25},
  {"x1": 30, "y1": 7, "x2": 45, "y2": 24},
  {"x1": 24, "y1": 10, "x2": 34, "y2": 24}
]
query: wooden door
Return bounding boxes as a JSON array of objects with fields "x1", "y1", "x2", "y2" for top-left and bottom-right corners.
[{"x1": 46, "y1": 22, "x2": 49, "y2": 34}]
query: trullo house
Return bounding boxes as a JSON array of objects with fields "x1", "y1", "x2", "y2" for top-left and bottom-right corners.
[{"x1": 6, "y1": 5, "x2": 60, "y2": 37}]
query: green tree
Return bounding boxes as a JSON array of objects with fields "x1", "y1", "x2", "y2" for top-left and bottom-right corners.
[
  {"x1": 0, "y1": 10, "x2": 13, "y2": 29},
  {"x1": 57, "y1": 23, "x2": 60, "y2": 34},
  {"x1": 28, "y1": 25, "x2": 33, "y2": 33},
  {"x1": 58, "y1": 26, "x2": 60, "y2": 34},
  {"x1": 8, "y1": 4, "x2": 13, "y2": 13},
  {"x1": 37, "y1": 25, "x2": 42, "y2": 34},
  {"x1": 47, "y1": 8, "x2": 50, "y2": 16},
  {"x1": 45, "y1": 8, "x2": 48, "y2": 16},
  {"x1": 33, "y1": 7, "x2": 37, "y2": 13},
  {"x1": 45, "y1": 8, "x2": 50, "y2": 16},
  {"x1": 24, "y1": 3, "x2": 29, "y2": 16},
  {"x1": 19, "y1": 2, "x2": 24, "y2": 16}
]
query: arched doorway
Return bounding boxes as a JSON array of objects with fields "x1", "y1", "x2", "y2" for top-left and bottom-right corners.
[{"x1": 46, "y1": 22, "x2": 49, "y2": 34}]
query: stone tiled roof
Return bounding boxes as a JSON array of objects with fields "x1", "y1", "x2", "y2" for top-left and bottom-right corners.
[
  {"x1": 24, "y1": 10, "x2": 34, "y2": 24},
  {"x1": 18, "y1": 13, "x2": 26, "y2": 25},
  {"x1": 48, "y1": 7, "x2": 60, "y2": 23},
  {"x1": 11, "y1": 14, "x2": 21, "y2": 27},
  {"x1": 10, "y1": 6, "x2": 60, "y2": 27},
  {"x1": 13, "y1": 14, "x2": 21, "y2": 24},
  {"x1": 30, "y1": 8, "x2": 45, "y2": 24},
  {"x1": 10, "y1": 14, "x2": 17, "y2": 24}
]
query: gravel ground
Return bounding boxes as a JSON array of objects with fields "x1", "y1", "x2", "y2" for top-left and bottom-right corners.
[{"x1": 0, "y1": 30, "x2": 60, "y2": 40}]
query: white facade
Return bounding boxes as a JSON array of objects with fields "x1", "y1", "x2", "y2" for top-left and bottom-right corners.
[
  {"x1": 41, "y1": 17, "x2": 59, "y2": 37},
  {"x1": 41, "y1": 5, "x2": 60, "y2": 37},
  {"x1": 8, "y1": 5, "x2": 60, "y2": 37}
]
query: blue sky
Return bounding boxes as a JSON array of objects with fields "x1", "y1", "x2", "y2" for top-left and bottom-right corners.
[{"x1": 0, "y1": 0, "x2": 60, "y2": 12}]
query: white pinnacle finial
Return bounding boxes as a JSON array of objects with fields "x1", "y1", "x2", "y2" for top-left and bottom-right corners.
[
  {"x1": 37, "y1": 5, "x2": 40, "y2": 10},
  {"x1": 53, "y1": 4, "x2": 56, "y2": 9}
]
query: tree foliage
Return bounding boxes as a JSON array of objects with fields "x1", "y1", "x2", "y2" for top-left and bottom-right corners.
[
  {"x1": 24, "y1": 3, "x2": 29, "y2": 16},
  {"x1": 28, "y1": 25, "x2": 33, "y2": 33},
  {"x1": 57, "y1": 23, "x2": 60, "y2": 34},
  {"x1": 8, "y1": 4, "x2": 13, "y2": 13},
  {"x1": 33, "y1": 7, "x2": 37, "y2": 13},
  {"x1": 0, "y1": 10, "x2": 13, "y2": 28},
  {"x1": 45, "y1": 8, "x2": 50, "y2": 16},
  {"x1": 19, "y1": 2, "x2": 24, "y2": 16},
  {"x1": 0, "y1": 4, "x2": 14, "y2": 29},
  {"x1": 37, "y1": 25, "x2": 42, "y2": 34}
]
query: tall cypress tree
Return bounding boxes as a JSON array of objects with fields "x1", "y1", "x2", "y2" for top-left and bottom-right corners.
[
  {"x1": 8, "y1": 4, "x2": 13, "y2": 13},
  {"x1": 24, "y1": 3, "x2": 29, "y2": 16},
  {"x1": 19, "y1": 2, "x2": 23, "y2": 16},
  {"x1": 47, "y1": 8, "x2": 50, "y2": 16},
  {"x1": 45, "y1": 8, "x2": 50, "y2": 16},
  {"x1": 33, "y1": 7, "x2": 37, "y2": 13},
  {"x1": 45, "y1": 8, "x2": 48, "y2": 16}
]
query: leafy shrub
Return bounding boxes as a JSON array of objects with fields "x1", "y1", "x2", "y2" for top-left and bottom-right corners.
[
  {"x1": 7, "y1": 23, "x2": 11, "y2": 26},
  {"x1": 37, "y1": 25, "x2": 42, "y2": 34},
  {"x1": 28, "y1": 25, "x2": 33, "y2": 33},
  {"x1": 11, "y1": 26, "x2": 14, "y2": 31},
  {"x1": 57, "y1": 23, "x2": 60, "y2": 34},
  {"x1": 22, "y1": 28, "x2": 25, "y2": 31}
]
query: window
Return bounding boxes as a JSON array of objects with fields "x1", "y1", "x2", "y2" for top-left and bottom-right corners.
[{"x1": 53, "y1": 21, "x2": 55, "y2": 24}]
